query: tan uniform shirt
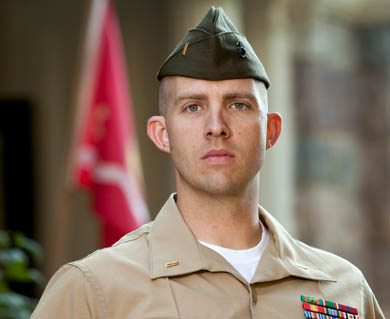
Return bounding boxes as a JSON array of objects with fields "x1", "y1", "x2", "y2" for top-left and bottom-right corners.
[{"x1": 32, "y1": 194, "x2": 384, "y2": 319}]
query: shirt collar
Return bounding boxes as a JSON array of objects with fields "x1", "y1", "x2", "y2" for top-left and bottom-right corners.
[
  {"x1": 149, "y1": 193, "x2": 204, "y2": 279},
  {"x1": 251, "y1": 205, "x2": 336, "y2": 283},
  {"x1": 149, "y1": 194, "x2": 336, "y2": 283}
]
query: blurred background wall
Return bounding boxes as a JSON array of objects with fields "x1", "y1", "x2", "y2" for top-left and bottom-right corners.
[{"x1": 0, "y1": 0, "x2": 388, "y2": 314}]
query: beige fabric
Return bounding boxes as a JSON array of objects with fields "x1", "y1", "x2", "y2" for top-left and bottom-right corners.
[{"x1": 32, "y1": 194, "x2": 384, "y2": 319}]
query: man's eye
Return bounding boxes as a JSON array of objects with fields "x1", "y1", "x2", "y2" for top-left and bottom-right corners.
[
  {"x1": 186, "y1": 104, "x2": 201, "y2": 112},
  {"x1": 231, "y1": 102, "x2": 247, "y2": 110}
]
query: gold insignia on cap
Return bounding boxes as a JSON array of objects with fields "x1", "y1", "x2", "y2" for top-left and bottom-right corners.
[
  {"x1": 182, "y1": 42, "x2": 189, "y2": 56},
  {"x1": 165, "y1": 261, "x2": 180, "y2": 268}
]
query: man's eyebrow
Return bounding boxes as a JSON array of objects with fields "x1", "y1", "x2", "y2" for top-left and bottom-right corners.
[
  {"x1": 174, "y1": 94, "x2": 208, "y2": 104},
  {"x1": 173, "y1": 91, "x2": 258, "y2": 105},
  {"x1": 223, "y1": 92, "x2": 257, "y2": 101}
]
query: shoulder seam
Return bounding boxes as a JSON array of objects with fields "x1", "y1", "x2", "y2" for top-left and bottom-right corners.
[
  {"x1": 294, "y1": 239, "x2": 323, "y2": 268},
  {"x1": 113, "y1": 223, "x2": 152, "y2": 247},
  {"x1": 69, "y1": 262, "x2": 112, "y2": 319},
  {"x1": 294, "y1": 240, "x2": 339, "y2": 278}
]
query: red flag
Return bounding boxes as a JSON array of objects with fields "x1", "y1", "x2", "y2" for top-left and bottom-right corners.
[{"x1": 70, "y1": 0, "x2": 149, "y2": 247}]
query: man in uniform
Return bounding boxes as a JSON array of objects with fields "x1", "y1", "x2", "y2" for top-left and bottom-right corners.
[{"x1": 32, "y1": 7, "x2": 384, "y2": 319}]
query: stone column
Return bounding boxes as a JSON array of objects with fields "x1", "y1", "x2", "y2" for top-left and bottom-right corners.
[{"x1": 245, "y1": 0, "x2": 298, "y2": 235}]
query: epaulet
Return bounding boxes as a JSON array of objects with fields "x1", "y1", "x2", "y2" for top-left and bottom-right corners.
[
  {"x1": 68, "y1": 222, "x2": 154, "y2": 265},
  {"x1": 112, "y1": 221, "x2": 153, "y2": 247},
  {"x1": 295, "y1": 239, "x2": 361, "y2": 276}
]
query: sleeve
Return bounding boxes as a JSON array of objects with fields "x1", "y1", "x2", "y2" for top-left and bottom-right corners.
[
  {"x1": 30, "y1": 263, "x2": 106, "y2": 319},
  {"x1": 361, "y1": 275, "x2": 385, "y2": 319}
]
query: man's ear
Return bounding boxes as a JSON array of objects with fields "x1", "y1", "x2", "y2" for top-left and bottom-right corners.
[
  {"x1": 147, "y1": 116, "x2": 170, "y2": 153},
  {"x1": 266, "y1": 112, "x2": 282, "y2": 150}
]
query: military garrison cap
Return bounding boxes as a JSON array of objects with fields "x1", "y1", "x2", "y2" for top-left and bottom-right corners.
[{"x1": 157, "y1": 6, "x2": 270, "y2": 88}]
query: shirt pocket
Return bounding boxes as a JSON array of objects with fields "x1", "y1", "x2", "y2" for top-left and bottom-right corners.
[{"x1": 168, "y1": 272, "x2": 251, "y2": 319}]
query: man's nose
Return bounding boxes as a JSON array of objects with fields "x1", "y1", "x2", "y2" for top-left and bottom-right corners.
[{"x1": 204, "y1": 108, "x2": 231, "y2": 139}]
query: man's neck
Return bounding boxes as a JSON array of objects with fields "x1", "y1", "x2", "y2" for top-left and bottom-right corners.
[{"x1": 175, "y1": 179, "x2": 262, "y2": 250}]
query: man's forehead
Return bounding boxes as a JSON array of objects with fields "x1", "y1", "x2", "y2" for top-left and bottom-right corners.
[{"x1": 162, "y1": 76, "x2": 261, "y2": 97}]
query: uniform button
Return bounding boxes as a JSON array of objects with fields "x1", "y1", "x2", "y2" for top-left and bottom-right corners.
[{"x1": 252, "y1": 293, "x2": 257, "y2": 304}]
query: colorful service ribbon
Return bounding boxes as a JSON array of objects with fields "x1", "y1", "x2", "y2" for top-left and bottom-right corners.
[{"x1": 301, "y1": 295, "x2": 359, "y2": 319}]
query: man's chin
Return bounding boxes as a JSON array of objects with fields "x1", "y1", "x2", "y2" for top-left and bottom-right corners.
[
  {"x1": 176, "y1": 169, "x2": 256, "y2": 196},
  {"x1": 195, "y1": 178, "x2": 249, "y2": 197}
]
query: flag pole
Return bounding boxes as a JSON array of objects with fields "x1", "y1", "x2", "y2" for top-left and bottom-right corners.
[{"x1": 46, "y1": 0, "x2": 108, "y2": 276}]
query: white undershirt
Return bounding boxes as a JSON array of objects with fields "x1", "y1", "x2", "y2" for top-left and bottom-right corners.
[{"x1": 199, "y1": 221, "x2": 269, "y2": 283}]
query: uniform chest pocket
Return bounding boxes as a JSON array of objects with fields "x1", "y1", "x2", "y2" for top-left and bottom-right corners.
[{"x1": 168, "y1": 272, "x2": 251, "y2": 319}]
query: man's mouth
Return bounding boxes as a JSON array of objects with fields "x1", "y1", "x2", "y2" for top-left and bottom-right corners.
[{"x1": 201, "y1": 149, "x2": 235, "y2": 164}]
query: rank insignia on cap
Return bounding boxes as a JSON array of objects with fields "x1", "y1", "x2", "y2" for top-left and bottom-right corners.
[
  {"x1": 236, "y1": 41, "x2": 247, "y2": 58},
  {"x1": 300, "y1": 295, "x2": 359, "y2": 319}
]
